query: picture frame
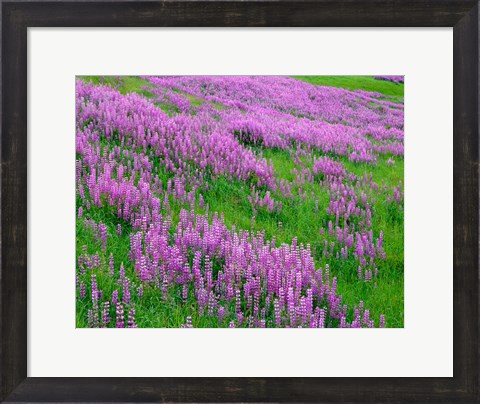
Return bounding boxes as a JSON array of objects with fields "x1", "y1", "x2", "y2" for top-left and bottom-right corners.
[{"x1": 2, "y1": 1, "x2": 477, "y2": 402}]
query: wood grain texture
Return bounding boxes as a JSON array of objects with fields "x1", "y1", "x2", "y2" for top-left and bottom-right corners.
[
  {"x1": 3, "y1": 377, "x2": 479, "y2": 402},
  {"x1": 453, "y1": 1, "x2": 479, "y2": 398},
  {"x1": 1, "y1": 0, "x2": 479, "y2": 402},
  {"x1": 2, "y1": 1, "x2": 478, "y2": 27},
  {"x1": 1, "y1": 3, "x2": 28, "y2": 401}
]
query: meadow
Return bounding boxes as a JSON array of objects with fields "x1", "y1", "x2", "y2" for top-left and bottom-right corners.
[{"x1": 76, "y1": 75, "x2": 404, "y2": 328}]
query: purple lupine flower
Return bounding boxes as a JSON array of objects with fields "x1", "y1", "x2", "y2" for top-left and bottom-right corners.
[
  {"x1": 91, "y1": 274, "x2": 98, "y2": 305},
  {"x1": 99, "y1": 223, "x2": 108, "y2": 250},
  {"x1": 102, "y1": 302, "x2": 110, "y2": 327},
  {"x1": 109, "y1": 253, "x2": 115, "y2": 276},
  {"x1": 236, "y1": 311, "x2": 244, "y2": 326},
  {"x1": 363, "y1": 309, "x2": 370, "y2": 326},
  {"x1": 218, "y1": 306, "x2": 226, "y2": 323},
  {"x1": 122, "y1": 277, "x2": 131, "y2": 305},
  {"x1": 115, "y1": 302, "x2": 125, "y2": 328},
  {"x1": 87, "y1": 310, "x2": 94, "y2": 328},
  {"x1": 111, "y1": 290, "x2": 119, "y2": 306},
  {"x1": 79, "y1": 283, "x2": 86, "y2": 299},
  {"x1": 127, "y1": 307, "x2": 137, "y2": 328},
  {"x1": 274, "y1": 298, "x2": 281, "y2": 326},
  {"x1": 235, "y1": 288, "x2": 241, "y2": 314}
]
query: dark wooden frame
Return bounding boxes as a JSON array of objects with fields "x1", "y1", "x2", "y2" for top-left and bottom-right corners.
[{"x1": 1, "y1": 1, "x2": 478, "y2": 402}]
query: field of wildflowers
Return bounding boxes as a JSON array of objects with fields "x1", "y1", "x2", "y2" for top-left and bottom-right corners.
[{"x1": 76, "y1": 75, "x2": 404, "y2": 328}]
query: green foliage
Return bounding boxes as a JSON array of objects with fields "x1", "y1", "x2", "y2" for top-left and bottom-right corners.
[{"x1": 293, "y1": 75, "x2": 404, "y2": 102}]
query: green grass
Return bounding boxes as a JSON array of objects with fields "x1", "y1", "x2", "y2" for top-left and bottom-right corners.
[
  {"x1": 76, "y1": 75, "x2": 404, "y2": 328},
  {"x1": 78, "y1": 75, "x2": 155, "y2": 97},
  {"x1": 293, "y1": 75, "x2": 404, "y2": 102}
]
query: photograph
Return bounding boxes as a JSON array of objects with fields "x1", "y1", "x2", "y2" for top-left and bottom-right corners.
[{"x1": 75, "y1": 75, "x2": 404, "y2": 328}]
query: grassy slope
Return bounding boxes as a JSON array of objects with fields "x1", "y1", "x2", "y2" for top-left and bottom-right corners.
[
  {"x1": 76, "y1": 75, "x2": 404, "y2": 327},
  {"x1": 294, "y1": 76, "x2": 404, "y2": 102}
]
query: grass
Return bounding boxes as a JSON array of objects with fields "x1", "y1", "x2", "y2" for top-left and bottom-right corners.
[
  {"x1": 76, "y1": 75, "x2": 404, "y2": 328},
  {"x1": 293, "y1": 75, "x2": 404, "y2": 102},
  {"x1": 78, "y1": 75, "x2": 155, "y2": 97}
]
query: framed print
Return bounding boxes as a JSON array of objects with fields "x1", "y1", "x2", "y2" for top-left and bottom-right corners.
[{"x1": 2, "y1": 1, "x2": 478, "y2": 402}]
